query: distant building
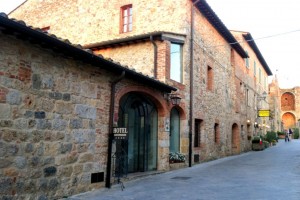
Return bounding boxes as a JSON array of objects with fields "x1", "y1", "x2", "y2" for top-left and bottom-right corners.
[
  {"x1": 269, "y1": 76, "x2": 300, "y2": 131},
  {"x1": 280, "y1": 87, "x2": 300, "y2": 129},
  {"x1": 269, "y1": 76, "x2": 283, "y2": 132}
]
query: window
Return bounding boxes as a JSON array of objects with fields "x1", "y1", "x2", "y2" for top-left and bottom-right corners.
[
  {"x1": 120, "y1": 5, "x2": 132, "y2": 33},
  {"x1": 259, "y1": 68, "x2": 262, "y2": 83},
  {"x1": 214, "y1": 123, "x2": 220, "y2": 144},
  {"x1": 247, "y1": 89, "x2": 251, "y2": 107},
  {"x1": 194, "y1": 119, "x2": 203, "y2": 147},
  {"x1": 253, "y1": 61, "x2": 256, "y2": 76},
  {"x1": 245, "y1": 51, "x2": 249, "y2": 68},
  {"x1": 170, "y1": 108, "x2": 180, "y2": 153},
  {"x1": 170, "y1": 43, "x2": 182, "y2": 83},
  {"x1": 207, "y1": 66, "x2": 213, "y2": 91},
  {"x1": 264, "y1": 77, "x2": 267, "y2": 90}
]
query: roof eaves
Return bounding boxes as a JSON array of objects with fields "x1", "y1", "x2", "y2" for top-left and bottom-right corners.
[
  {"x1": 243, "y1": 33, "x2": 273, "y2": 76},
  {"x1": 0, "y1": 13, "x2": 176, "y2": 93},
  {"x1": 193, "y1": 0, "x2": 248, "y2": 58},
  {"x1": 84, "y1": 31, "x2": 187, "y2": 49}
]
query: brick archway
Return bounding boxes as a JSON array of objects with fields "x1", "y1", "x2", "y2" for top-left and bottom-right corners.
[
  {"x1": 115, "y1": 86, "x2": 168, "y2": 120},
  {"x1": 232, "y1": 123, "x2": 240, "y2": 154},
  {"x1": 282, "y1": 112, "x2": 296, "y2": 129}
]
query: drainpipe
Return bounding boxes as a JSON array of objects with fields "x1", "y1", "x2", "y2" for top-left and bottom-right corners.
[
  {"x1": 106, "y1": 71, "x2": 125, "y2": 188},
  {"x1": 189, "y1": 1, "x2": 198, "y2": 168},
  {"x1": 150, "y1": 35, "x2": 158, "y2": 78}
]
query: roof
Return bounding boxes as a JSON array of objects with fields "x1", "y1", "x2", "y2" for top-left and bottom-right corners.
[
  {"x1": 84, "y1": 32, "x2": 186, "y2": 50},
  {"x1": 0, "y1": 13, "x2": 176, "y2": 93},
  {"x1": 193, "y1": 0, "x2": 248, "y2": 58},
  {"x1": 243, "y1": 33, "x2": 273, "y2": 76}
]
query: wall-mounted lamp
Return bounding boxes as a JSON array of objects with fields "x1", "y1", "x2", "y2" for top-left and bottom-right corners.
[
  {"x1": 165, "y1": 93, "x2": 181, "y2": 106},
  {"x1": 170, "y1": 94, "x2": 181, "y2": 106},
  {"x1": 254, "y1": 122, "x2": 258, "y2": 128},
  {"x1": 257, "y1": 91, "x2": 267, "y2": 101},
  {"x1": 247, "y1": 119, "x2": 251, "y2": 125}
]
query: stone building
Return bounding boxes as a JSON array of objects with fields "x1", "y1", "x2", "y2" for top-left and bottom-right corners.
[
  {"x1": 231, "y1": 31, "x2": 273, "y2": 135},
  {"x1": 0, "y1": 14, "x2": 176, "y2": 199},
  {"x1": 7, "y1": 0, "x2": 274, "y2": 197},
  {"x1": 269, "y1": 76, "x2": 300, "y2": 131},
  {"x1": 268, "y1": 76, "x2": 283, "y2": 132}
]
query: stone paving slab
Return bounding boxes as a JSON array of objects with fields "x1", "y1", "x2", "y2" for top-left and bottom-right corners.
[{"x1": 67, "y1": 139, "x2": 300, "y2": 200}]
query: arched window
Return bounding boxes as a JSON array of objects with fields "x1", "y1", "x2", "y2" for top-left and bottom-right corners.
[{"x1": 170, "y1": 108, "x2": 180, "y2": 153}]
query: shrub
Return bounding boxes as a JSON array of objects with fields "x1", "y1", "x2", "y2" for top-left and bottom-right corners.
[
  {"x1": 277, "y1": 131, "x2": 285, "y2": 136},
  {"x1": 265, "y1": 131, "x2": 277, "y2": 143},
  {"x1": 263, "y1": 141, "x2": 269, "y2": 148}
]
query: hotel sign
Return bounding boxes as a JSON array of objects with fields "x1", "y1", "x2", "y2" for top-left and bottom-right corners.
[
  {"x1": 258, "y1": 110, "x2": 270, "y2": 117},
  {"x1": 113, "y1": 127, "x2": 128, "y2": 140}
]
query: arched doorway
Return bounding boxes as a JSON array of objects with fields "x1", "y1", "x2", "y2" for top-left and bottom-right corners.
[
  {"x1": 170, "y1": 107, "x2": 180, "y2": 153},
  {"x1": 232, "y1": 123, "x2": 240, "y2": 154},
  {"x1": 282, "y1": 112, "x2": 296, "y2": 129},
  {"x1": 118, "y1": 92, "x2": 158, "y2": 173}
]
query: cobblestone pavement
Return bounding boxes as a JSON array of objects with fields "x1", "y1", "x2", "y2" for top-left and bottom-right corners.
[{"x1": 68, "y1": 139, "x2": 300, "y2": 200}]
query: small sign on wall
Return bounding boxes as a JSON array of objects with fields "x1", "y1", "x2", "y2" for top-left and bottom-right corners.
[
  {"x1": 113, "y1": 127, "x2": 128, "y2": 140},
  {"x1": 258, "y1": 110, "x2": 270, "y2": 117}
]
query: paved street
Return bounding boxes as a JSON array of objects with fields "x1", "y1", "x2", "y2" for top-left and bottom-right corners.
[{"x1": 69, "y1": 139, "x2": 300, "y2": 200}]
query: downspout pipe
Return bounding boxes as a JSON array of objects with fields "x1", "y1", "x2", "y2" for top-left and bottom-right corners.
[
  {"x1": 189, "y1": 1, "x2": 197, "y2": 168},
  {"x1": 106, "y1": 71, "x2": 125, "y2": 188},
  {"x1": 150, "y1": 35, "x2": 158, "y2": 78}
]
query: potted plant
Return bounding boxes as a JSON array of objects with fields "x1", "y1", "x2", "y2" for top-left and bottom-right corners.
[
  {"x1": 169, "y1": 152, "x2": 186, "y2": 163},
  {"x1": 252, "y1": 136, "x2": 264, "y2": 151}
]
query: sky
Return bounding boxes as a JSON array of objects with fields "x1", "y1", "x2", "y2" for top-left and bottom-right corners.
[
  {"x1": 0, "y1": 0, "x2": 299, "y2": 88},
  {"x1": 0, "y1": 0, "x2": 25, "y2": 14},
  {"x1": 207, "y1": 0, "x2": 300, "y2": 89}
]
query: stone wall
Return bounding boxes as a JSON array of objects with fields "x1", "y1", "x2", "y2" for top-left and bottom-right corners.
[
  {"x1": 0, "y1": 33, "x2": 113, "y2": 199},
  {"x1": 10, "y1": 0, "x2": 190, "y2": 45},
  {"x1": 95, "y1": 42, "x2": 155, "y2": 78},
  {"x1": 0, "y1": 30, "x2": 173, "y2": 199}
]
